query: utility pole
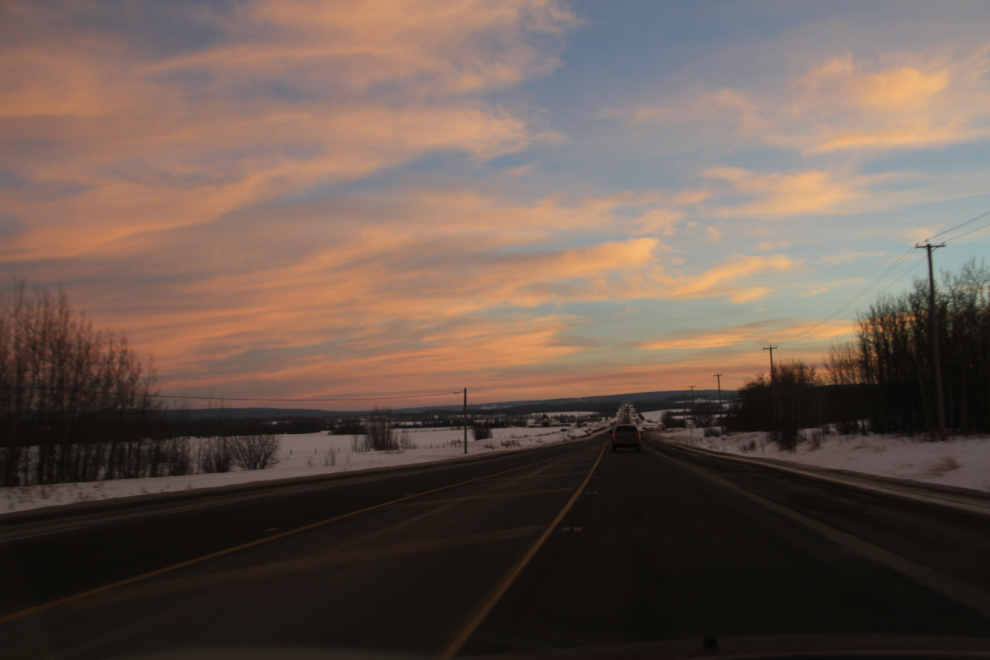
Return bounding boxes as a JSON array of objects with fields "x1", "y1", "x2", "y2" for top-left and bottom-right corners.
[
  {"x1": 763, "y1": 345, "x2": 778, "y2": 442},
  {"x1": 463, "y1": 388, "x2": 468, "y2": 454},
  {"x1": 714, "y1": 374, "x2": 724, "y2": 428},
  {"x1": 688, "y1": 385, "x2": 696, "y2": 426},
  {"x1": 917, "y1": 242, "x2": 947, "y2": 440}
]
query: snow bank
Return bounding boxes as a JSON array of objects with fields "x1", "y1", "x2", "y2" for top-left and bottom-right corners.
[
  {"x1": 1, "y1": 424, "x2": 605, "y2": 515},
  {"x1": 662, "y1": 427, "x2": 990, "y2": 493}
]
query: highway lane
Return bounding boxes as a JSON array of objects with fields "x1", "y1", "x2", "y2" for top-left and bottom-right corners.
[
  {"x1": 648, "y1": 438, "x2": 990, "y2": 600},
  {"x1": 0, "y1": 437, "x2": 607, "y2": 658},
  {"x1": 0, "y1": 438, "x2": 600, "y2": 615},
  {"x1": 1, "y1": 429, "x2": 989, "y2": 659},
  {"x1": 462, "y1": 438, "x2": 990, "y2": 654}
]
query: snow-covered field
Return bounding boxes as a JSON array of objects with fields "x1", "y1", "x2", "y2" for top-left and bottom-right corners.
[
  {"x1": 1, "y1": 424, "x2": 604, "y2": 515},
  {"x1": 661, "y1": 426, "x2": 990, "y2": 493}
]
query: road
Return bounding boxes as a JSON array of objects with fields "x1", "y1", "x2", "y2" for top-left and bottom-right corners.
[{"x1": 1, "y1": 431, "x2": 989, "y2": 659}]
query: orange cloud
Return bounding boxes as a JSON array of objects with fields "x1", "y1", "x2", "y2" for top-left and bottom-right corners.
[
  {"x1": 848, "y1": 66, "x2": 949, "y2": 110},
  {"x1": 704, "y1": 167, "x2": 874, "y2": 217},
  {"x1": 639, "y1": 319, "x2": 855, "y2": 352},
  {"x1": 662, "y1": 254, "x2": 793, "y2": 302},
  {"x1": 796, "y1": 51, "x2": 990, "y2": 153},
  {"x1": 630, "y1": 47, "x2": 990, "y2": 160},
  {"x1": 51, "y1": 182, "x2": 799, "y2": 399},
  {"x1": 801, "y1": 56, "x2": 949, "y2": 112},
  {"x1": 0, "y1": 0, "x2": 577, "y2": 261}
]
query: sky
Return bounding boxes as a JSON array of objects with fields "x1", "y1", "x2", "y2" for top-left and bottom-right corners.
[{"x1": 2, "y1": 0, "x2": 990, "y2": 408}]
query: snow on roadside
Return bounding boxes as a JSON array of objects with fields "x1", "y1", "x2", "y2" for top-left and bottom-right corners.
[
  {"x1": 661, "y1": 427, "x2": 990, "y2": 493},
  {"x1": 0, "y1": 424, "x2": 604, "y2": 515}
]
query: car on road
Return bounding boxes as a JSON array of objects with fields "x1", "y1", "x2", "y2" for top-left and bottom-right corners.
[{"x1": 612, "y1": 423, "x2": 642, "y2": 452}]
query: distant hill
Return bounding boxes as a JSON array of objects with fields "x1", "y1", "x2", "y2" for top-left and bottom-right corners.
[
  {"x1": 419, "y1": 389, "x2": 732, "y2": 416},
  {"x1": 160, "y1": 407, "x2": 334, "y2": 420},
  {"x1": 163, "y1": 389, "x2": 733, "y2": 419}
]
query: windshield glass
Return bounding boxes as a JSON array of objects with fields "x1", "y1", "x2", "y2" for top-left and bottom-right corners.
[{"x1": 2, "y1": 2, "x2": 990, "y2": 659}]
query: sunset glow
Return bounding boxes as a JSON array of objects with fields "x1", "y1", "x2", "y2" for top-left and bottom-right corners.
[{"x1": 3, "y1": 1, "x2": 990, "y2": 407}]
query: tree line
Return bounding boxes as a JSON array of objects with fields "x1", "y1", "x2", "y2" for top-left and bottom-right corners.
[
  {"x1": 0, "y1": 282, "x2": 281, "y2": 487},
  {"x1": 728, "y1": 260, "x2": 990, "y2": 446},
  {"x1": 0, "y1": 282, "x2": 160, "y2": 486}
]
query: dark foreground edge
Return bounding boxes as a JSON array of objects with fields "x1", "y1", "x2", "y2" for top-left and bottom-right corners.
[{"x1": 105, "y1": 635, "x2": 990, "y2": 660}]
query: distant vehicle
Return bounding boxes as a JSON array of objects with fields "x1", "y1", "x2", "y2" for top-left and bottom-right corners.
[{"x1": 612, "y1": 424, "x2": 641, "y2": 452}]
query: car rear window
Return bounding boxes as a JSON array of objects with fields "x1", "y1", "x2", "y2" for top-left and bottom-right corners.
[{"x1": 616, "y1": 425, "x2": 638, "y2": 432}]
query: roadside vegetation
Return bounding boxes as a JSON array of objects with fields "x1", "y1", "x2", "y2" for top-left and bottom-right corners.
[
  {"x1": 0, "y1": 281, "x2": 281, "y2": 487},
  {"x1": 726, "y1": 260, "x2": 990, "y2": 447}
]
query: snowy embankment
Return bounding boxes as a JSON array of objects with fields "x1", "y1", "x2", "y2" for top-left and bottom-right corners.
[
  {"x1": 1, "y1": 424, "x2": 602, "y2": 515},
  {"x1": 645, "y1": 410, "x2": 990, "y2": 494}
]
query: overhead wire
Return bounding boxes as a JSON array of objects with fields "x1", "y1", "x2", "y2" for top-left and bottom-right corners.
[
  {"x1": 793, "y1": 255, "x2": 927, "y2": 343},
  {"x1": 31, "y1": 214, "x2": 989, "y2": 406},
  {"x1": 174, "y1": 214, "x2": 989, "y2": 404},
  {"x1": 922, "y1": 209, "x2": 990, "y2": 243},
  {"x1": 780, "y1": 251, "x2": 924, "y2": 346},
  {"x1": 17, "y1": 384, "x2": 462, "y2": 403},
  {"x1": 721, "y1": 206, "x2": 990, "y2": 385},
  {"x1": 721, "y1": 248, "x2": 920, "y2": 379},
  {"x1": 160, "y1": 391, "x2": 462, "y2": 403},
  {"x1": 941, "y1": 218, "x2": 990, "y2": 244},
  {"x1": 776, "y1": 248, "x2": 917, "y2": 347}
]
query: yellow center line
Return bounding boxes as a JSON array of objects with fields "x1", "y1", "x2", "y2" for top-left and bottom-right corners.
[
  {"x1": 438, "y1": 441, "x2": 608, "y2": 658},
  {"x1": 488, "y1": 471, "x2": 587, "y2": 480},
  {"x1": 397, "y1": 488, "x2": 573, "y2": 506},
  {"x1": 0, "y1": 445, "x2": 599, "y2": 626},
  {"x1": 79, "y1": 526, "x2": 545, "y2": 605}
]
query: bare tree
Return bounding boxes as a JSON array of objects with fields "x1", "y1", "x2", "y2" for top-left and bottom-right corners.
[
  {"x1": 366, "y1": 406, "x2": 396, "y2": 451},
  {"x1": 728, "y1": 361, "x2": 821, "y2": 450},
  {"x1": 692, "y1": 399, "x2": 717, "y2": 428},
  {"x1": 0, "y1": 280, "x2": 160, "y2": 486},
  {"x1": 231, "y1": 434, "x2": 281, "y2": 470},
  {"x1": 198, "y1": 437, "x2": 234, "y2": 473}
]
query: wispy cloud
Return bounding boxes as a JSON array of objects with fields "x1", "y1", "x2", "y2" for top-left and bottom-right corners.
[
  {"x1": 3, "y1": 3, "x2": 988, "y2": 403},
  {"x1": 639, "y1": 318, "x2": 854, "y2": 352},
  {"x1": 633, "y1": 45, "x2": 990, "y2": 157},
  {"x1": 797, "y1": 50, "x2": 990, "y2": 153},
  {"x1": 0, "y1": 1, "x2": 577, "y2": 259},
  {"x1": 703, "y1": 167, "x2": 875, "y2": 217}
]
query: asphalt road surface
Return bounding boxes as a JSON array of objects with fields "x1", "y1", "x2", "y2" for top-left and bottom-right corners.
[{"x1": 1, "y1": 431, "x2": 989, "y2": 659}]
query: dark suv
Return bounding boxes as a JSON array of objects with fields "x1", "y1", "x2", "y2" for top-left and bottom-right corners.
[{"x1": 612, "y1": 424, "x2": 641, "y2": 452}]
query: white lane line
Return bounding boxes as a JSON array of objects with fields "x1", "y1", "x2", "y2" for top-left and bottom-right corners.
[{"x1": 643, "y1": 442, "x2": 990, "y2": 621}]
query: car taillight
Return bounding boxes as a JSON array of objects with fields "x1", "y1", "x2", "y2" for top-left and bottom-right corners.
[
  {"x1": 612, "y1": 433, "x2": 616, "y2": 439},
  {"x1": 638, "y1": 433, "x2": 642, "y2": 439}
]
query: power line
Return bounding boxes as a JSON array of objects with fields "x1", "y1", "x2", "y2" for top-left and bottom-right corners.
[
  {"x1": 805, "y1": 256, "x2": 927, "y2": 338},
  {"x1": 872, "y1": 257, "x2": 925, "y2": 297},
  {"x1": 160, "y1": 391, "x2": 462, "y2": 403},
  {"x1": 721, "y1": 208, "x2": 989, "y2": 385},
  {"x1": 724, "y1": 355, "x2": 769, "y2": 378},
  {"x1": 780, "y1": 251, "x2": 926, "y2": 346},
  {"x1": 944, "y1": 218, "x2": 990, "y2": 244},
  {"x1": 784, "y1": 207, "x2": 990, "y2": 348},
  {"x1": 924, "y1": 209, "x2": 990, "y2": 243},
  {"x1": 777, "y1": 248, "x2": 916, "y2": 347},
  {"x1": 723, "y1": 250, "x2": 924, "y2": 379},
  {"x1": 14, "y1": 385, "x2": 462, "y2": 403}
]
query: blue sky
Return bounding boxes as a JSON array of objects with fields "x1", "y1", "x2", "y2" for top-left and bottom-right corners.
[{"x1": 2, "y1": 1, "x2": 989, "y2": 407}]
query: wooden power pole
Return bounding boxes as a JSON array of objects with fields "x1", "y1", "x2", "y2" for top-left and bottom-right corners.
[
  {"x1": 688, "y1": 385, "x2": 696, "y2": 425},
  {"x1": 714, "y1": 373, "x2": 724, "y2": 428},
  {"x1": 463, "y1": 388, "x2": 468, "y2": 454},
  {"x1": 763, "y1": 345, "x2": 778, "y2": 441},
  {"x1": 917, "y1": 242, "x2": 947, "y2": 440}
]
